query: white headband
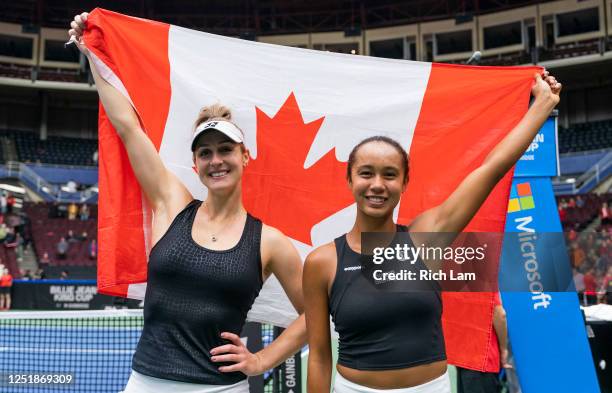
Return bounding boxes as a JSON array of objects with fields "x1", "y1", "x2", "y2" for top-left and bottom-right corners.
[{"x1": 191, "y1": 120, "x2": 244, "y2": 151}]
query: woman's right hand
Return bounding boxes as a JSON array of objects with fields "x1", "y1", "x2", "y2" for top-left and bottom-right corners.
[
  {"x1": 531, "y1": 70, "x2": 562, "y2": 107},
  {"x1": 68, "y1": 12, "x2": 90, "y2": 56}
]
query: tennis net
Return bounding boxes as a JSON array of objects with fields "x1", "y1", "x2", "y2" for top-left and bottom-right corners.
[{"x1": 0, "y1": 309, "x2": 143, "y2": 393}]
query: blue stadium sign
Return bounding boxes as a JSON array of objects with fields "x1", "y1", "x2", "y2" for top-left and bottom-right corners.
[{"x1": 514, "y1": 114, "x2": 559, "y2": 177}]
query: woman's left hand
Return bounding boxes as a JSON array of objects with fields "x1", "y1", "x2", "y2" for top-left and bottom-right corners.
[{"x1": 210, "y1": 332, "x2": 264, "y2": 375}]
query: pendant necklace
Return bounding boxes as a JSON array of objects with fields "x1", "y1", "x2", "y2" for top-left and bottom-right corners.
[{"x1": 204, "y1": 202, "x2": 241, "y2": 243}]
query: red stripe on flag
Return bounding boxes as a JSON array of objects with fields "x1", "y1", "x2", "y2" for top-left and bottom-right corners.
[
  {"x1": 85, "y1": 8, "x2": 172, "y2": 296},
  {"x1": 399, "y1": 63, "x2": 541, "y2": 371}
]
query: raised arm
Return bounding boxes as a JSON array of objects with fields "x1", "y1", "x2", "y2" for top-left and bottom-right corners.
[
  {"x1": 303, "y1": 244, "x2": 336, "y2": 393},
  {"x1": 411, "y1": 72, "x2": 561, "y2": 234},
  {"x1": 69, "y1": 13, "x2": 191, "y2": 216}
]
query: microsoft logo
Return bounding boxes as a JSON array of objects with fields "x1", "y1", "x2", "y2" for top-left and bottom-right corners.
[{"x1": 508, "y1": 182, "x2": 535, "y2": 213}]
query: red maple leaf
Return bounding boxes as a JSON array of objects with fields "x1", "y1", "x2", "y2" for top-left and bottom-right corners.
[{"x1": 242, "y1": 93, "x2": 354, "y2": 245}]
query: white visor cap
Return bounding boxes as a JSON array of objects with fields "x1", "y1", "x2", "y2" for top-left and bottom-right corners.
[{"x1": 191, "y1": 120, "x2": 244, "y2": 151}]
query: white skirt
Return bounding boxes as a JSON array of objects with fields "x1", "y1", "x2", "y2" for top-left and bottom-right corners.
[
  {"x1": 121, "y1": 370, "x2": 250, "y2": 393},
  {"x1": 334, "y1": 371, "x2": 451, "y2": 393}
]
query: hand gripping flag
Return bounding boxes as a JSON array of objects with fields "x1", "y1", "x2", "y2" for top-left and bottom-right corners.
[{"x1": 86, "y1": 8, "x2": 541, "y2": 372}]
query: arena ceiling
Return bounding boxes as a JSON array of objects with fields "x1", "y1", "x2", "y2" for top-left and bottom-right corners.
[{"x1": 2, "y1": 0, "x2": 555, "y2": 36}]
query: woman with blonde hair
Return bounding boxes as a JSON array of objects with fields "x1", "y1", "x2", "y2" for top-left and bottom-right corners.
[{"x1": 69, "y1": 12, "x2": 306, "y2": 393}]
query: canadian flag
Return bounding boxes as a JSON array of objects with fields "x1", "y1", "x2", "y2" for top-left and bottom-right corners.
[{"x1": 86, "y1": 8, "x2": 540, "y2": 372}]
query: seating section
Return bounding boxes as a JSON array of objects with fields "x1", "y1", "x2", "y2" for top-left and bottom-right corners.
[
  {"x1": 478, "y1": 51, "x2": 532, "y2": 66},
  {"x1": 559, "y1": 120, "x2": 612, "y2": 154},
  {"x1": 1, "y1": 129, "x2": 97, "y2": 166},
  {"x1": 472, "y1": 39, "x2": 605, "y2": 65},
  {"x1": 540, "y1": 38, "x2": 604, "y2": 62},
  {"x1": 0, "y1": 62, "x2": 85, "y2": 83},
  {"x1": 557, "y1": 194, "x2": 612, "y2": 231},
  {"x1": 0, "y1": 116, "x2": 600, "y2": 167},
  {"x1": 0, "y1": 63, "x2": 33, "y2": 80},
  {"x1": 23, "y1": 202, "x2": 98, "y2": 268},
  {"x1": 37, "y1": 67, "x2": 83, "y2": 83}
]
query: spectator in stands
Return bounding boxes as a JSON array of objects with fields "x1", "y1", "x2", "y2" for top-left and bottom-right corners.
[
  {"x1": 57, "y1": 237, "x2": 69, "y2": 259},
  {"x1": 0, "y1": 268, "x2": 13, "y2": 311},
  {"x1": 0, "y1": 192, "x2": 6, "y2": 215},
  {"x1": 21, "y1": 269, "x2": 33, "y2": 280},
  {"x1": 60, "y1": 270, "x2": 69, "y2": 280},
  {"x1": 88, "y1": 239, "x2": 97, "y2": 260},
  {"x1": 14, "y1": 212, "x2": 27, "y2": 237},
  {"x1": 66, "y1": 229, "x2": 78, "y2": 243},
  {"x1": 4, "y1": 229, "x2": 18, "y2": 248},
  {"x1": 4, "y1": 233, "x2": 24, "y2": 262},
  {"x1": 595, "y1": 253, "x2": 609, "y2": 275},
  {"x1": 583, "y1": 268, "x2": 598, "y2": 305},
  {"x1": 67, "y1": 202, "x2": 78, "y2": 220},
  {"x1": 571, "y1": 242, "x2": 586, "y2": 268},
  {"x1": 22, "y1": 226, "x2": 32, "y2": 248},
  {"x1": 57, "y1": 203, "x2": 68, "y2": 218},
  {"x1": 7, "y1": 213, "x2": 20, "y2": 228},
  {"x1": 600, "y1": 202, "x2": 611, "y2": 225},
  {"x1": 34, "y1": 268, "x2": 46, "y2": 280},
  {"x1": 79, "y1": 204, "x2": 90, "y2": 220},
  {"x1": 558, "y1": 205, "x2": 566, "y2": 222},
  {"x1": 559, "y1": 198, "x2": 568, "y2": 210},
  {"x1": 78, "y1": 231, "x2": 88, "y2": 241},
  {"x1": 576, "y1": 195, "x2": 585, "y2": 208},
  {"x1": 567, "y1": 197, "x2": 576, "y2": 208},
  {"x1": 39, "y1": 251, "x2": 50, "y2": 265},
  {"x1": 6, "y1": 193, "x2": 15, "y2": 214}
]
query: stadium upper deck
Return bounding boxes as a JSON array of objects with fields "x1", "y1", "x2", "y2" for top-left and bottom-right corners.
[
  {"x1": 0, "y1": 0, "x2": 610, "y2": 173},
  {"x1": 0, "y1": 0, "x2": 611, "y2": 84}
]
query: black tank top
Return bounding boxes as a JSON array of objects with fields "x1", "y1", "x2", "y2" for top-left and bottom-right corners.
[
  {"x1": 132, "y1": 200, "x2": 263, "y2": 384},
  {"x1": 329, "y1": 227, "x2": 446, "y2": 370}
]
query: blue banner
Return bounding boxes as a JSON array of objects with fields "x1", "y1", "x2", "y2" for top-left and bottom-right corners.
[
  {"x1": 500, "y1": 232, "x2": 573, "y2": 293},
  {"x1": 501, "y1": 177, "x2": 600, "y2": 393},
  {"x1": 514, "y1": 116, "x2": 559, "y2": 177}
]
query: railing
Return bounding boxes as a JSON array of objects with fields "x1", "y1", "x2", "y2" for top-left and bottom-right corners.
[
  {"x1": 553, "y1": 151, "x2": 612, "y2": 195},
  {"x1": 26, "y1": 162, "x2": 97, "y2": 170},
  {"x1": 2, "y1": 161, "x2": 97, "y2": 202},
  {"x1": 4, "y1": 161, "x2": 57, "y2": 200}
]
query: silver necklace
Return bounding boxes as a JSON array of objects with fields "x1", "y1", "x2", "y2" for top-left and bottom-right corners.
[{"x1": 204, "y1": 202, "x2": 242, "y2": 243}]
